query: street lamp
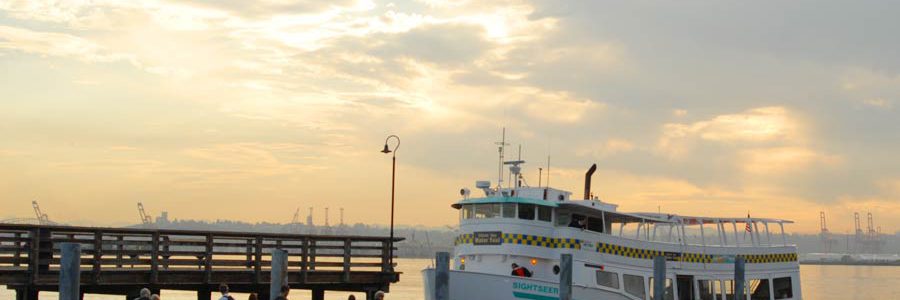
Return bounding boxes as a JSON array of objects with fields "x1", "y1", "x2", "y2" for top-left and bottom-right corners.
[{"x1": 381, "y1": 135, "x2": 400, "y2": 271}]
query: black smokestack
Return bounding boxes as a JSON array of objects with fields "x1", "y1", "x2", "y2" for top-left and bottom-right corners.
[{"x1": 584, "y1": 163, "x2": 597, "y2": 200}]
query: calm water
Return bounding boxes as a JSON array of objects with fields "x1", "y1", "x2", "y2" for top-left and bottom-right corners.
[{"x1": 2, "y1": 259, "x2": 897, "y2": 300}]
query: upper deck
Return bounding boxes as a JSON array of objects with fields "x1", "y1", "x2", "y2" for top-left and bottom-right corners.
[{"x1": 453, "y1": 186, "x2": 795, "y2": 251}]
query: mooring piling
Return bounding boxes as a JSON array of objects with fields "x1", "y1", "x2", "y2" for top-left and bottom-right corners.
[
  {"x1": 653, "y1": 256, "x2": 665, "y2": 300},
  {"x1": 735, "y1": 256, "x2": 746, "y2": 300},
  {"x1": 560, "y1": 254, "x2": 573, "y2": 300},
  {"x1": 59, "y1": 243, "x2": 81, "y2": 300},
  {"x1": 435, "y1": 252, "x2": 450, "y2": 300}
]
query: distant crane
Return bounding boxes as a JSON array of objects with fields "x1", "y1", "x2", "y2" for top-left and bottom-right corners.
[
  {"x1": 290, "y1": 208, "x2": 303, "y2": 233},
  {"x1": 818, "y1": 211, "x2": 838, "y2": 253},
  {"x1": 340, "y1": 208, "x2": 344, "y2": 227},
  {"x1": 291, "y1": 208, "x2": 301, "y2": 224},
  {"x1": 306, "y1": 207, "x2": 313, "y2": 226},
  {"x1": 137, "y1": 202, "x2": 153, "y2": 228},
  {"x1": 324, "y1": 207, "x2": 330, "y2": 227},
  {"x1": 32, "y1": 201, "x2": 51, "y2": 225},
  {"x1": 853, "y1": 211, "x2": 886, "y2": 253}
]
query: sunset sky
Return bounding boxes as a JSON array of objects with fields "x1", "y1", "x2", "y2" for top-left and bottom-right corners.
[{"x1": 1, "y1": 1, "x2": 898, "y2": 234}]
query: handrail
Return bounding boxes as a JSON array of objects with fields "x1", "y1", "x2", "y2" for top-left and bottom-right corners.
[{"x1": 0, "y1": 224, "x2": 401, "y2": 286}]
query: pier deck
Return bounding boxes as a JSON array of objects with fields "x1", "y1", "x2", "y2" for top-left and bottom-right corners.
[{"x1": 0, "y1": 224, "x2": 401, "y2": 300}]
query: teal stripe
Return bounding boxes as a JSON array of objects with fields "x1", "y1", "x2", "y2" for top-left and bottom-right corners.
[{"x1": 512, "y1": 291, "x2": 558, "y2": 300}]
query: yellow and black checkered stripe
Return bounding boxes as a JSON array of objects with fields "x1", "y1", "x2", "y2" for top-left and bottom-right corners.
[
  {"x1": 456, "y1": 234, "x2": 796, "y2": 264},
  {"x1": 455, "y1": 233, "x2": 581, "y2": 249},
  {"x1": 502, "y1": 233, "x2": 582, "y2": 249},
  {"x1": 680, "y1": 252, "x2": 714, "y2": 264},
  {"x1": 743, "y1": 253, "x2": 798, "y2": 263},
  {"x1": 455, "y1": 233, "x2": 474, "y2": 245},
  {"x1": 596, "y1": 242, "x2": 704, "y2": 262},
  {"x1": 596, "y1": 242, "x2": 797, "y2": 264}
]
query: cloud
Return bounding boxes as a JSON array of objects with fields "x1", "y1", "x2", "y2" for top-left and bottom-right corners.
[
  {"x1": 657, "y1": 106, "x2": 801, "y2": 158},
  {"x1": 576, "y1": 139, "x2": 635, "y2": 158},
  {"x1": 739, "y1": 147, "x2": 841, "y2": 175},
  {"x1": 0, "y1": 25, "x2": 135, "y2": 63},
  {"x1": 841, "y1": 68, "x2": 900, "y2": 110}
]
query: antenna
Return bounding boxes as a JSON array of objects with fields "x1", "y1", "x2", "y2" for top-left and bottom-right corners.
[
  {"x1": 538, "y1": 168, "x2": 543, "y2": 188},
  {"x1": 546, "y1": 155, "x2": 551, "y2": 187},
  {"x1": 495, "y1": 127, "x2": 508, "y2": 189},
  {"x1": 340, "y1": 208, "x2": 344, "y2": 226}
]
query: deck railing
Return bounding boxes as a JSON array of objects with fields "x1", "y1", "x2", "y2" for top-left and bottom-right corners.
[{"x1": 0, "y1": 224, "x2": 399, "y2": 286}]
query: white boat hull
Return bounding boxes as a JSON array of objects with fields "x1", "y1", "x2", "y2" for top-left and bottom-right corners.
[{"x1": 422, "y1": 268, "x2": 632, "y2": 300}]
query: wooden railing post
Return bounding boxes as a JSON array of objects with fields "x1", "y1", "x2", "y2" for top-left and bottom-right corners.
[
  {"x1": 13, "y1": 232, "x2": 22, "y2": 267},
  {"x1": 204, "y1": 234, "x2": 213, "y2": 284},
  {"x1": 309, "y1": 239, "x2": 317, "y2": 271},
  {"x1": 300, "y1": 237, "x2": 309, "y2": 283},
  {"x1": 342, "y1": 238, "x2": 351, "y2": 282},
  {"x1": 28, "y1": 229, "x2": 40, "y2": 285},
  {"x1": 162, "y1": 235, "x2": 171, "y2": 269},
  {"x1": 115, "y1": 235, "x2": 124, "y2": 268},
  {"x1": 245, "y1": 238, "x2": 253, "y2": 269},
  {"x1": 254, "y1": 236, "x2": 262, "y2": 284},
  {"x1": 92, "y1": 231, "x2": 102, "y2": 284},
  {"x1": 381, "y1": 239, "x2": 390, "y2": 273},
  {"x1": 151, "y1": 232, "x2": 160, "y2": 284}
]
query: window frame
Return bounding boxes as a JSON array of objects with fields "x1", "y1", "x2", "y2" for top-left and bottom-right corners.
[
  {"x1": 595, "y1": 270, "x2": 620, "y2": 289},
  {"x1": 517, "y1": 203, "x2": 536, "y2": 220},
  {"x1": 622, "y1": 274, "x2": 646, "y2": 300}
]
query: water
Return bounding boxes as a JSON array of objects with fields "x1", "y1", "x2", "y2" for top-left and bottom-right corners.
[{"x1": 2, "y1": 260, "x2": 897, "y2": 299}]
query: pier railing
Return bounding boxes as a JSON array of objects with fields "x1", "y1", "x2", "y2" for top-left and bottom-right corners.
[{"x1": 0, "y1": 224, "x2": 399, "y2": 288}]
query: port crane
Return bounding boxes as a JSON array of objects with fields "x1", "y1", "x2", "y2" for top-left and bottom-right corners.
[
  {"x1": 32, "y1": 201, "x2": 51, "y2": 225},
  {"x1": 137, "y1": 202, "x2": 153, "y2": 228}
]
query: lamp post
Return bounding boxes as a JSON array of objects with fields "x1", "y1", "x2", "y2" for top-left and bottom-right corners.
[{"x1": 381, "y1": 135, "x2": 400, "y2": 271}]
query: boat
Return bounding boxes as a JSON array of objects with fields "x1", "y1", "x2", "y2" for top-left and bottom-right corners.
[{"x1": 422, "y1": 142, "x2": 802, "y2": 300}]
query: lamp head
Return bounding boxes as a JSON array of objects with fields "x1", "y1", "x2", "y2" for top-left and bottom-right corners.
[{"x1": 381, "y1": 144, "x2": 392, "y2": 154}]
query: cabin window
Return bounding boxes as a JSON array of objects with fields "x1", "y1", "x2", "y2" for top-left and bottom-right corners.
[
  {"x1": 518, "y1": 204, "x2": 535, "y2": 220},
  {"x1": 649, "y1": 278, "x2": 674, "y2": 300},
  {"x1": 537, "y1": 206, "x2": 553, "y2": 222},
  {"x1": 698, "y1": 280, "x2": 720, "y2": 300},
  {"x1": 722, "y1": 280, "x2": 735, "y2": 300},
  {"x1": 462, "y1": 205, "x2": 474, "y2": 219},
  {"x1": 475, "y1": 204, "x2": 500, "y2": 218},
  {"x1": 501, "y1": 203, "x2": 516, "y2": 218},
  {"x1": 587, "y1": 216, "x2": 605, "y2": 233},
  {"x1": 749, "y1": 279, "x2": 771, "y2": 300},
  {"x1": 557, "y1": 212, "x2": 571, "y2": 226},
  {"x1": 595, "y1": 270, "x2": 619, "y2": 289},
  {"x1": 773, "y1": 277, "x2": 793, "y2": 299},
  {"x1": 623, "y1": 274, "x2": 645, "y2": 299}
]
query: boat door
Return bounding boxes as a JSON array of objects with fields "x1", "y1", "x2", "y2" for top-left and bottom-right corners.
[{"x1": 676, "y1": 275, "x2": 693, "y2": 300}]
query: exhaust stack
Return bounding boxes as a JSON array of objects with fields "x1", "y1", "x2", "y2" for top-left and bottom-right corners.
[{"x1": 584, "y1": 163, "x2": 597, "y2": 200}]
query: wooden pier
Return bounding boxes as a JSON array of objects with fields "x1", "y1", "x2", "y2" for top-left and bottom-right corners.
[{"x1": 0, "y1": 224, "x2": 401, "y2": 300}]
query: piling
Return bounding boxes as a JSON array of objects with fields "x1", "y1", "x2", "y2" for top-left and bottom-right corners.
[
  {"x1": 653, "y1": 256, "x2": 665, "y2": 300},
  {"x1": 559, "y1": 254, "x2": 573, "y2": 300},
  {"x1": 735, "y1": 256, "x2": 746, "y2": 300},
  {"x1": 269, "y1": 249, "x2": 288, "y2": 300},
  {"x1": 435, "y1": 252, "x2": 450, "y2": 300},
  {"x1": 59, "y1": 243, "x2": 81, "y2": 300}
]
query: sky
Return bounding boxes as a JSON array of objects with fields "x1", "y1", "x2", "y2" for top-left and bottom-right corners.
[{"x1": 1, "y1": 0, "x2": 899, "y2": 234}]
